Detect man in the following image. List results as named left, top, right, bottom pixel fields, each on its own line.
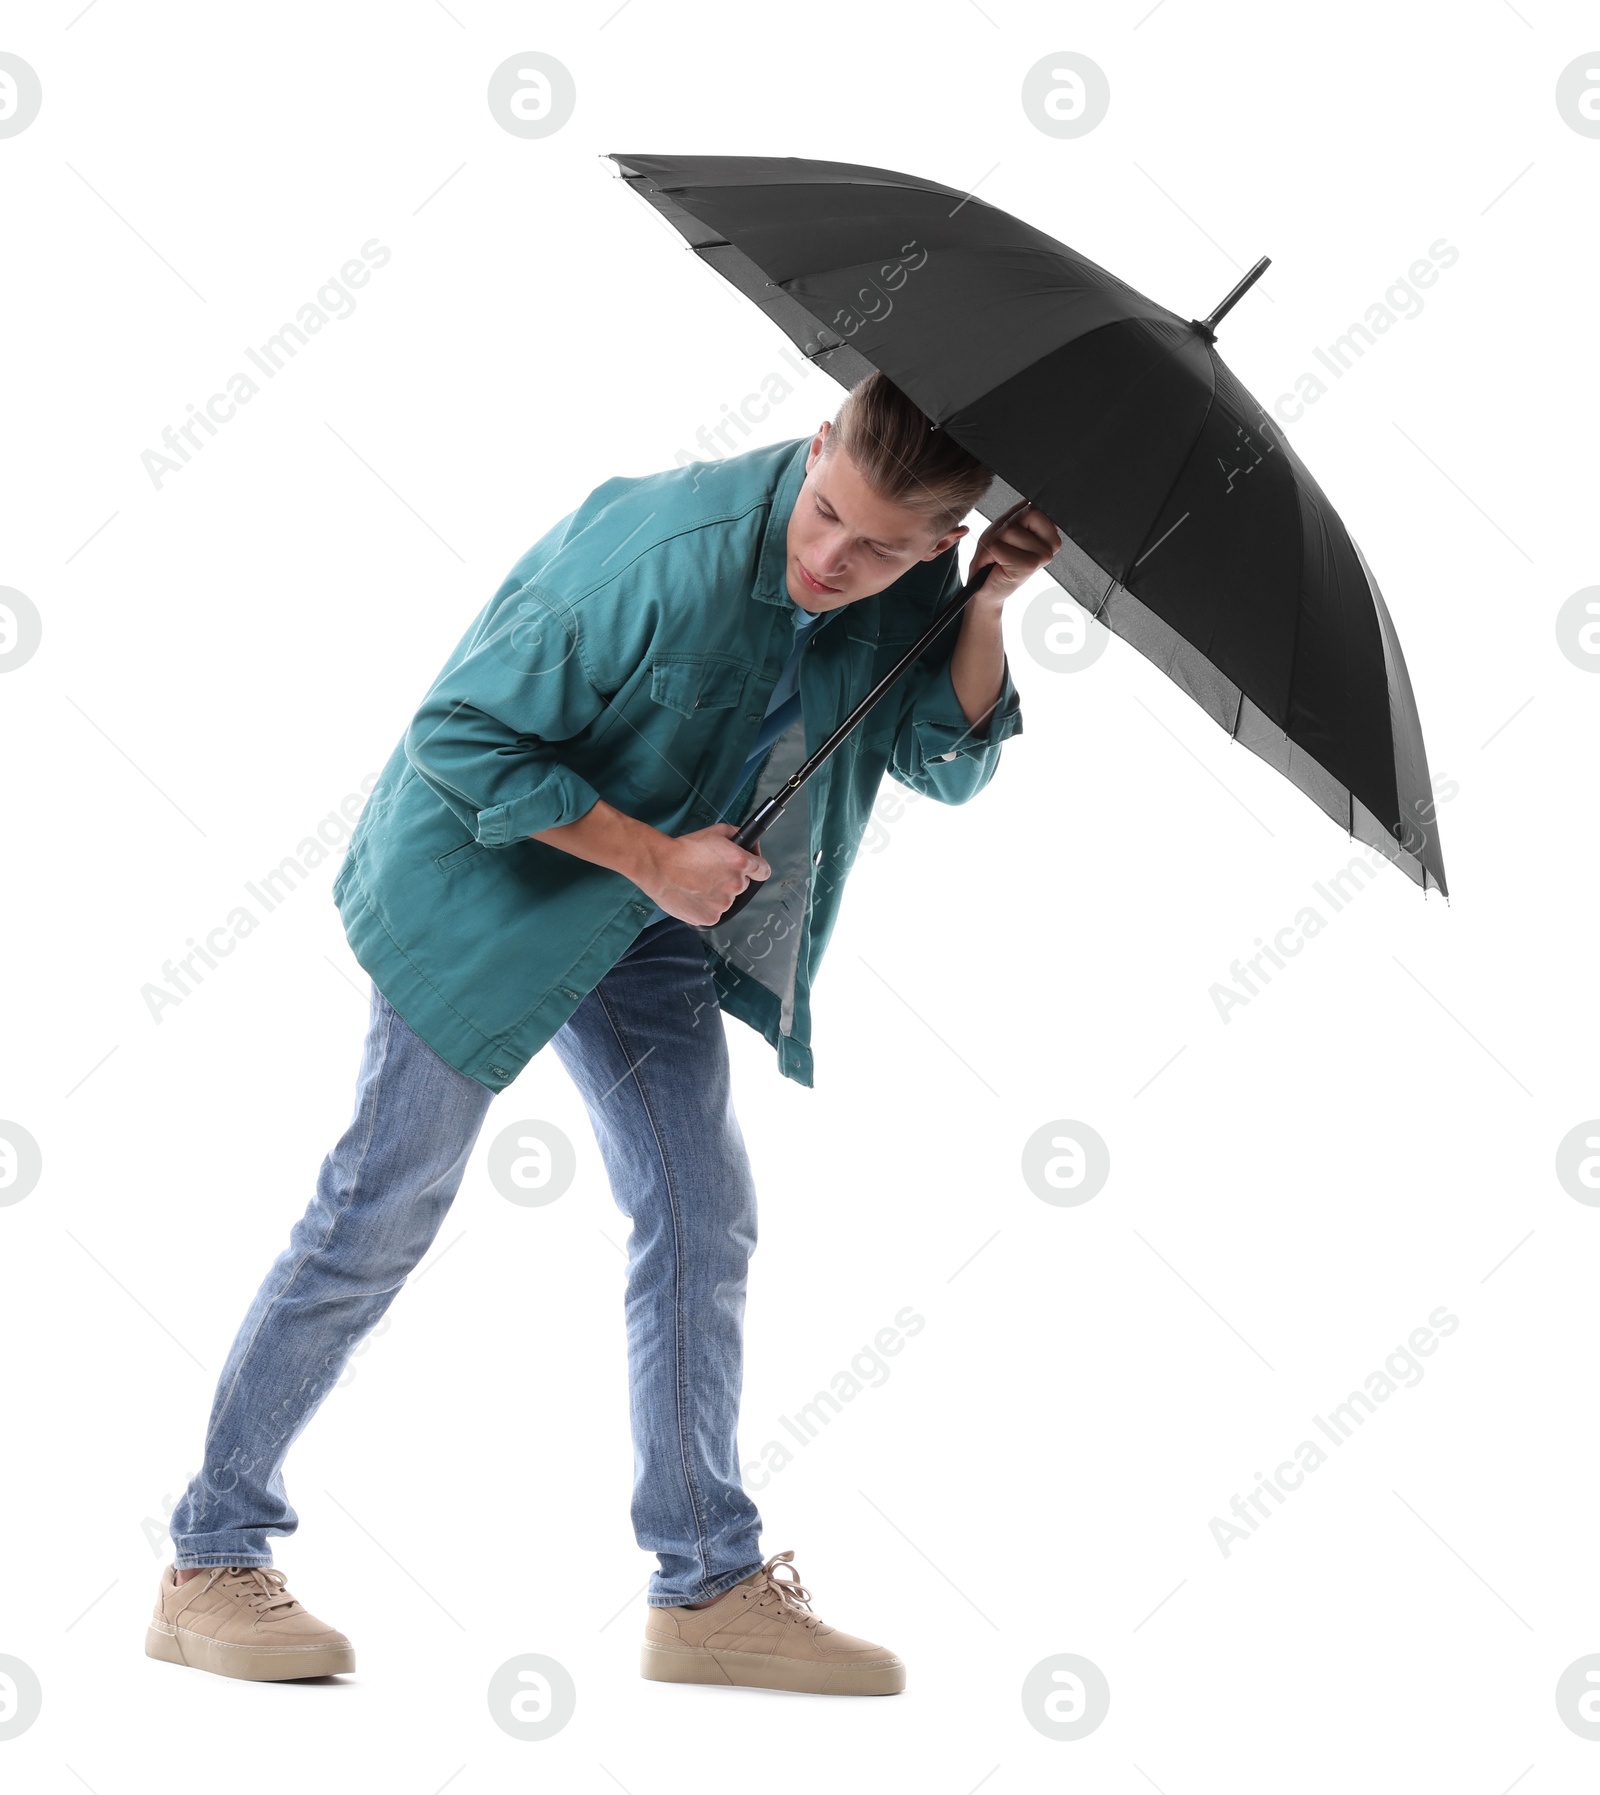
left=149, top=372, right=1061, bottom=1694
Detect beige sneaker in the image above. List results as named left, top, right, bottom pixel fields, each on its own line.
left=641, top=1549, right=905, bottom=1695
left=145, top=1565, right=355, bottom=1681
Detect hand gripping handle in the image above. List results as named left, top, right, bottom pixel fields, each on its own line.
left=707, top=561, right=997, bottom=928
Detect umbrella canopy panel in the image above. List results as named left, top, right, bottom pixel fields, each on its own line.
left=607, top=152, right=1447, bottom=895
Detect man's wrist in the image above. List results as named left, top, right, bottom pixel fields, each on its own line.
left=617, top=810, right=668, bottom=891
left=529, top=798, right=669, bottom=893
left=966, top=584, right=1011, bottom=618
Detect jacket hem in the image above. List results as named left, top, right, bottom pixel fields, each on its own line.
left=708, top=951, right=815, bottom=1087
left=333, top=856, right=585, bottom=1093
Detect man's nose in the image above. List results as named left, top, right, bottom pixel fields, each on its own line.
left=816, top=538, right=851, bottom=579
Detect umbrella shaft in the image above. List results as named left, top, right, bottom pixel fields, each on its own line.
left=731, top=559, right=997, bottom=853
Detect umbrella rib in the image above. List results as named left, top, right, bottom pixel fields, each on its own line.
left=773, top=265, right=1177, bottom=436
left=1277, top=443, right=1312, bottom=774
left=952, top=311, right=1176, bottom=436
left=1120, top=361, right=1219, bottom=587
left=642, top=171, right=974, bottom=204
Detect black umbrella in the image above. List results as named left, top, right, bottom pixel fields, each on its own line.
left=606, top=151, right=1449, bottom=917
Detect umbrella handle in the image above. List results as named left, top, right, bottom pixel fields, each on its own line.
left=706, top=559, right=998, bottom=929
left=713, top=805, right=784, bottom=924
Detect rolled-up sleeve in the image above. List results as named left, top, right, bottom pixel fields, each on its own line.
left=887, top=619, right=1024, bottom=805
left=403, top=584, right=608, bottom=846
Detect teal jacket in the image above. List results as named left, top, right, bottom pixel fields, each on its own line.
left=332, top=435, right=1024, bottom=1091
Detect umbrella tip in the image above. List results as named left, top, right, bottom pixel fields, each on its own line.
left=1194, top=255, right=1271, bottom=341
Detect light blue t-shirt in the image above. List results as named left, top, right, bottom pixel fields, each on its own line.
left=636, top=598, right=833, bottom=931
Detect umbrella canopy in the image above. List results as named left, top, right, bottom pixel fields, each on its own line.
left=605, top=151, right=1448, bottom=898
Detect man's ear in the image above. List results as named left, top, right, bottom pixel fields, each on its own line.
left=921, top=523, right=969, bottom=561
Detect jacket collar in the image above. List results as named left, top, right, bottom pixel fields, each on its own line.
left=751, top=437, right=812, bottom=607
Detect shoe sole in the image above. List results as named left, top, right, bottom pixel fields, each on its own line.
left=145, top=1619, right=354, bottom=1682
left=641, top=1640, right=904, bottom=1696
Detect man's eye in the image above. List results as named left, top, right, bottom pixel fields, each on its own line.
left=869, top=546, right=892, bottom=561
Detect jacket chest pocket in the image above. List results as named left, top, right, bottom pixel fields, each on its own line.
left=650, top=654, right=753, bottom=719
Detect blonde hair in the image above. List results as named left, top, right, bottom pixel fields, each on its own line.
left=823, top=372, right=995, bottom=539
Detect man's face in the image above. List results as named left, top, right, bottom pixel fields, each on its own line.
left=784, top=420, right=968, bottom=614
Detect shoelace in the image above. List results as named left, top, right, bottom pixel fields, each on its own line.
left=202, top=1566, right=301, bottom=1618
left=745, top=1550, right=820, bottom=1629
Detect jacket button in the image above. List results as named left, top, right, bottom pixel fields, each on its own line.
left=561, top=987, right=580, bottom=1000
left=938, top=751, right=958, bottom=761
left=490, top=1066, right=509, bottom=1080
left=813, top=849, right=823, bottom=865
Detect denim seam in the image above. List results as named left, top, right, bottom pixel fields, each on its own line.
left=177, top=994, right=396, bottom=1559
left=171, top=1555, right=273, bottom=1570
left=591, top=979, right=714, bottom=1588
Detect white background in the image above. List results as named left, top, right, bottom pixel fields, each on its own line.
left=1, top=2, right=1595, bottom=1790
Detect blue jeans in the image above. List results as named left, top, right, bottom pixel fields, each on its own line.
left=168, top=917, right=766, bottom=1606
